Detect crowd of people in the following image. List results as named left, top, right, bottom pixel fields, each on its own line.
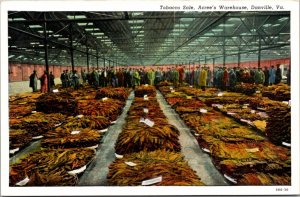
left=29, top=64, right=290, bottom=93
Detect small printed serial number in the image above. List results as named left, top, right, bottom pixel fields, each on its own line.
left=276, top=188, right=288, bottom=191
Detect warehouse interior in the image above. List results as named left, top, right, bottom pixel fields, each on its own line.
left=8, top=11, right=291, bottom=187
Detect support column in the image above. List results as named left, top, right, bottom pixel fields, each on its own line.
left=43, top=14, right=50, bottom=92
left=96, top=48, right=99, bottom=69
left=69, top=23, right=75, bottom=73
left=222, top=17, right=226, bottom=67
left=238, top=48, right=241, bottom=68
left=258, top=36, right=261, bottom=68
left=86, top=36, right=90, bottom=72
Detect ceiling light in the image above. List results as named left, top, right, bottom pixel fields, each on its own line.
left=263, top=24, right=272, bottom=27
left=29, top=25, right=42, bottom=28
left=219, top=24, right=235, bottom=27
left=130, top=26, right=143, bottom=29
left=128, top=20, right=144, bottom=24
left=67, top=15, right=86, bottom=19
left=58, top=38, right=68, bottom=40
left=11, top=18, right=26, bottom=21
left=273, top=24, right=280, bottom=27
left=180, top=18, right=194, bottom=22
left=204, top=33, right=214, bottom=36
left=85, top=28, right=100, bottom=31
left=77, top=22, right=93, bottom=26
left=38, top=30, right=53, bottom=34
left=92, top=32, right=104, bottom=35
left=53, top=34, right=62, bottom=37
left=278, top=17, right=289, bottom=22
left=8, top=55, right=15, bottom=59
left=212, top=29, right=223, bottom=32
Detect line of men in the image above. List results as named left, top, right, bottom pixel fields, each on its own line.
left=59, top=64, right=290, bottom=90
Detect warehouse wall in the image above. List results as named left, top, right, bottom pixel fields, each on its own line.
left=9, top=78, right=61, bottom=95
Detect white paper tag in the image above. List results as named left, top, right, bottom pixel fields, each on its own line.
left=224, top=174, right=237, bottom=184
left=115, top=153, right=123, bottom=159
left=32, top=135, right=43, bottom=139
left=125, top=161, right=137, bottom=167
left=54, top=123, right=62, bottom=127
left=16, top=177, right=30, bottom=186
left=251, top=110, right=256, bottom=114
left=256, top=90, right=261, bottom=93
left=282, top=101, right=289, bottom=105
left=170, top=87, right=173, bottom=90
left=87, top=144, right=99, bottom=149
left=217, top=92, right=224, bottom=97
left=145, top=84, right=149, bottom=87
left=200, top=108, right=207, bottom=113
left=288, top=100, right=291, bottom=106
left=211, top=104, right=218, bottom=107
left=143, top=108, right=149, bottom=113
left=77, top=114, right=84, bottom=118
left=144, top=118, right=154, bottom=127
left=189, top=85, right=193, bottom=88
left=240, top=119, right=253, bottom=126
left=227, top=112, right=236, bottom=115
left=98, top=128, right=108, bottom=133
left=258, top=112, right=268, bottom=118
left=217, top=105, right=223, bottom=109
left=144, top=95, right=148, bottom=98
left=141, top=176, right=162, bottom=186
left=282, top=142, right=291, bottom=147
left=67, top=165, right=86, bottom=175
left=53, top=89, right=59, bottom=93
left=246, top=148, right=259, bottom=153
left=10, top=148, right=20, bottom=154
left=242, top=105, right=248, bottom=109
left=111, top=120, right=117, bottom=124
left=257, top=107, right=265, bottom=111
left=102, top=97, right=108, bottom=101
left=171, top=90, right=175, bottom=93
left=194, top=133, right=200, bottom=136
left=244, top=104, right=250, bottom=106
left=202, top=148, right=210, bottom=153
left=71, top=130, right=81, bottom=135
left=31, top=111, right=37, bottom=114
left=140, top=117, right=145, bottom=123
left=144, top=97, right=149, bottom=101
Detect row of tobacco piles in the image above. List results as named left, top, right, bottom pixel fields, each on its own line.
left=9, top=86, right=130, bottom=186
left=107, top=85, right=205, bottom=186
left=158, top=82, right=291, bottom=185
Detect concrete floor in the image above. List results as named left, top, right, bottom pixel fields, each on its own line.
left=156, top=91, right=228, bottom=186
left=78, top=92, right=135, bottom=186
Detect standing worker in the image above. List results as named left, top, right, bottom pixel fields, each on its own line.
left=49, top=71, right=55, bottom=89
left=275, top=64, right=282, bottom=84
left=132, top=69, right=140, bottom=89
left=29, top=70, right=38, bottom=92
left=199, top=67, right=207, bottom=91
left=263, top=66, right=269, bottom=86
left=40, top=71, right=48, bottom=93
left=269, top=65, right=276, bottom=85
left=254, top=67, right=265, bottom=85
